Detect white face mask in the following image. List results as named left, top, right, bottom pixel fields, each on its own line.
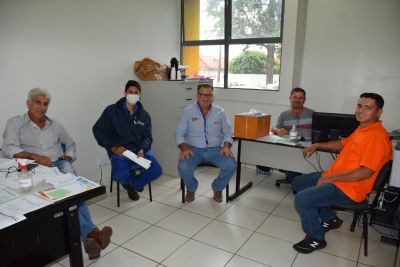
left=126, top=94, right=140, bottom=105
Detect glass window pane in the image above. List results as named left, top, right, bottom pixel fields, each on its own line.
left=182, top=45, right=225, bottom=88
left=232, top=0, right=282, bottom=39
left=183, top=0, right=225, bottom=41
left=228, top=44, right=281, bottom=90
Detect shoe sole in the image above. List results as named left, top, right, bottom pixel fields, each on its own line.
left=84, top=239, right=101, bottom=260
left=212, top=187, right=222, bottom=203
left=99, top=226, right=113, bottom=249
left=293, top=242, right=327, bottom=254
left=322, top=220, right=343, bottom=232
left=185, top=192, right=195, bottom=202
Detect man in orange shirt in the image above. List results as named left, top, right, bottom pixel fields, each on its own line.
left=292, top=93, right=392, bottom=254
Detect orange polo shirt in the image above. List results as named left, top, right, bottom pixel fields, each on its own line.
left=322, top=121, right=392, bottom=203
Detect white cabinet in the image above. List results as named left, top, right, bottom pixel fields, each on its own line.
left=141, top=80, right=210, bottom=177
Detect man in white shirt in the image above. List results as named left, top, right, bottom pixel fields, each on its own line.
left=2, top=88, right=112, bottom=260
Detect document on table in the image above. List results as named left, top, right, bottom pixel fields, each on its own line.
left=39, top=176, right=100, bottom=201
left=122, top=150, right=151, bottom=169
left=0, top=212, right=26, bottom=230
left=0, top=186, right=20, bottom=204
left=0, top=194, right=50, bottom=230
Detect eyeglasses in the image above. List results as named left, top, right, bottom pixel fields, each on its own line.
left=198, top=93, right=213, bottom=98
left=0, top=166, right=19, bottom=178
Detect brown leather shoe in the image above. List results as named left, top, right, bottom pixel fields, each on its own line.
left=84, top=238, right=101, bottom=260
left=87, top=226, right=113, bottom=249
left=185, top=191, right=195, bottom=202
left=212, top=188, right=223, bottom=203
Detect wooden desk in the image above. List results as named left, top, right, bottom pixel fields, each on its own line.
left=1, top=186, right=105, bottom=267
left=228, top=136, right=335, bottom=201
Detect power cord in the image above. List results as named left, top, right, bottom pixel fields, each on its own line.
left=302, top=149, right=321, bottom=172
left=99, top=164, right=103, bottom=185
left=302, top=149, right=323, bottom=172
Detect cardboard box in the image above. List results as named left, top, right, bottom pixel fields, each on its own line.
left=234, top=114, right=271, bottom=139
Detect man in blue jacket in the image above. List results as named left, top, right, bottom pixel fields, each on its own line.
left=93, top=80, right=162, bottom=201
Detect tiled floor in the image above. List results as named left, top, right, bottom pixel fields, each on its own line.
left=49, top=167, right=398, bottom=267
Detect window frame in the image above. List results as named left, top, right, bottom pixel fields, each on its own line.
left=180, top=0, right=285, bottom=90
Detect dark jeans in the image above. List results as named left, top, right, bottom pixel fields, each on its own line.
left=282, top=170, right=302, bottom=182
left=111, top=150, right=162, bottom=191
left=292, top=172, right=357, bottom=240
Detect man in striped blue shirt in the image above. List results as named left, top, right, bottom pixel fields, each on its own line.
left=175, top=84, right=236, bottom=202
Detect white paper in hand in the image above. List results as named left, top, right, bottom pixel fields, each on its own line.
left=122, top=150, right=151, bottom=169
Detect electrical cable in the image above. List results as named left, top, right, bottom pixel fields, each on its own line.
left=302, top=149, right=320, bottom=172
left=99, top=164, right=103, bottom=185
left=315, top=151, right=323, bottom=171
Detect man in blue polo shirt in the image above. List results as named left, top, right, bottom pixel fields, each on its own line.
left=93, top=80, right=162, bottom=201
left=175, top=84, right=237, bottom=202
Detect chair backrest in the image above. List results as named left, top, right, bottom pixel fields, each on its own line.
left=372, top=160, right=393, bottom=192
left=369, top=160, right=393, bottom=209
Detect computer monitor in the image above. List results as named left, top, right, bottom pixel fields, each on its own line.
left=312, top=112, right=359, bottom=143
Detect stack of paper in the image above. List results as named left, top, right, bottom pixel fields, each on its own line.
left=122, top=150, right=152, bottom=169
left=39, top=174, right=100, bottom=201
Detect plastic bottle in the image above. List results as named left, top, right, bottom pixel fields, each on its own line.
left=18, top=163, right=33, bottom=190
left=289, top=124, right=298, bottom=142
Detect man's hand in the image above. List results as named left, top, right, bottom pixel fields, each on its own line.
left=32, top=155, right=52, bottom=167
left=220, top=145, right=234, bottom=158
left=303, top=143, right=318, bottom=158
left=111, top=146, right=126, bottom=156
left=63, top=155, right=73, bottom=162
left=178, top=143, right=193, bottom=160
left=137, top=149, right=144, bottom=158
left=275, top=128, right=288, bottom=136
left=316, top=175, right=332, bottom=186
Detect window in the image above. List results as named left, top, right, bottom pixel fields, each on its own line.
left=181, top=0, right=284, bottom=90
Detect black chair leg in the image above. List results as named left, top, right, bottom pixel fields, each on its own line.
left=148, top=182, right=152, bottom=202
left=350, top=211, right=359, bottom=232
left=181, top=178, right=185, bottom=203
left=363, top=212, right=368, bottom=256
left=110, top=177, right=113, bottom=193
left=117, top=182, right=120, bottom=207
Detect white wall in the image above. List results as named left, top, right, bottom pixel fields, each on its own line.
left=0, top=0, right=179, bottom=179
left=300, top=0, right=400, bottom=131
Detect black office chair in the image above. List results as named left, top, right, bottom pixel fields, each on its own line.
left=332, top=160, right=392, bottom=256
left=110, top=165, right=152, bottom=207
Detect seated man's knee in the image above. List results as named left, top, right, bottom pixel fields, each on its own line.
left=294, top=190, right=313, bottom=208
left=178, top=160, right=195, bottom=174
left=221, top=157, right=237, bottom=172
left=153, top=162, right=163, bottom=178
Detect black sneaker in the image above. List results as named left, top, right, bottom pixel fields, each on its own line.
left=293, top=235, right=327, bottom=254
left=321, top=216, right=343, bottom=232
left=122, top=184, right=139, bottom=201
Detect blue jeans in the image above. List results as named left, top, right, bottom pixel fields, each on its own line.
left=110, top=150, right=162, bottom=191
left=292, top=172, right=357, bottom=240
left=53, top=159, right=96, bottom=242
left=178, top=146, right=237, bottom=192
